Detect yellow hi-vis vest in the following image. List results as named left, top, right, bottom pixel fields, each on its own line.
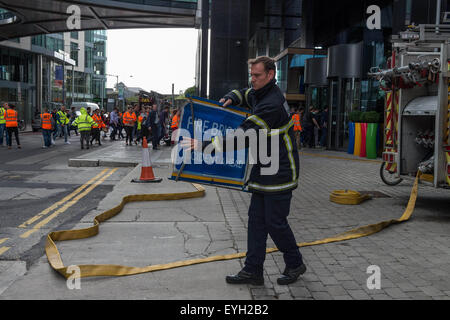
left=73, top=114, right=95, bottom=132
left=0, top=107, right=6, bottom=124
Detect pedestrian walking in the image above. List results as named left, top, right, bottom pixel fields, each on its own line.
left=40, top=107, right=53, bottom=148
left=290, top=106, right=302, bottom=150
left=55, top=106, right=70, bottom=144
left=109, top=108, right=118, bottom=140
left=182, top=56, right=305, bottom=286
left=101, top=110, right=109, bottom=140
left=90, top=109, right=105, bottom=146
left=117, top=110, right=125, bottom=140
left=122, top=106, right=137, bottom=146
left=147, top=104, right=160, bottom=150
left=0, top=102, right=9, bottom=147
left=320, top=107, right=329, bottom=148
left=135, top=111, right=145, bottom=144
left=69, top=107, right=78, bottom=136
left=302, top=106, right=320, bottom=148
left=5, top=104, right=21, bottom=149
left=72, top=107, right=96, bottom=149
left=313, top=108, right=321, bottom=148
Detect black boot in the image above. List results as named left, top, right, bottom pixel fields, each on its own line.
left=225, top=270, right=264, bottom=286
left=277, top=263, right=307, bottom=285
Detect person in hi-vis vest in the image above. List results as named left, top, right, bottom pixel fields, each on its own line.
left=72, top=107, right=96, bottom=150
left=0, top=102, right=9, bottom=146
left=5, top=104, right=21, bottom=149
left=40, top=108, right=53, bottom=148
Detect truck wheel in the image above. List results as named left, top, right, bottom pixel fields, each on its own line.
left=380, top=162, right=403, bottom=186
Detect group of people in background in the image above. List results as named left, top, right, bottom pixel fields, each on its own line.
left=109, top=103, right=180, bottom=150
left=289, top=105, right=329, bottom=150
left=41, top=102, right=180, bottom=150
left=0, top=101, right=181, bottom=151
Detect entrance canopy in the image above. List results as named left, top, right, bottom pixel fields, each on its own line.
left=0, top=0, right=199, bottom=40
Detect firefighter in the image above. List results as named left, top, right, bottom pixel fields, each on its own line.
left=182, top=56, right=305, bottom=286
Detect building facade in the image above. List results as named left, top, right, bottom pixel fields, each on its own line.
left=207, top=0, right=450, bottom=150
left=0, top=30, right=107, bottom=130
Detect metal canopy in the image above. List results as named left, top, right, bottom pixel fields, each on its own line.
left=0, top=0, right=199, bottom=40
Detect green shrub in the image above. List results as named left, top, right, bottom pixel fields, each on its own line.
left=348, top=111, right=362, bottom=123
left=361, top=111, right=381, bottom=123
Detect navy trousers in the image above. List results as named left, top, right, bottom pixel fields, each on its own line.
left=244, top=191, right=303, bottom=276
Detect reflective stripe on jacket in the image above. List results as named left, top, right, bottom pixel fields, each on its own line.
left=40, top=113, right=53, bottom=130
left=5, top=109, right=18, bottom=127
left=220, top=79, right=299, bottom=194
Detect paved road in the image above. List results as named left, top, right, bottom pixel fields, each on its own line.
left=1, top=132, right=450, bottom=300
left=0, top=132, right=132, bottom=276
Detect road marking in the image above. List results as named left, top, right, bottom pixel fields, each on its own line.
left=0, top=247, right=10, bottom=256
left=19, top=169, right=110, bottom=228
left=20, top=168, right=118, bottom=239
left=0, top=238, right=9, bottom=245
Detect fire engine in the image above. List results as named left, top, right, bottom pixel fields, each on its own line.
left=369, top=24, right=450, bottom=188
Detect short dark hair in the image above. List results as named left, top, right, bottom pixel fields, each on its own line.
left=248, top=56, right=276, bottom=76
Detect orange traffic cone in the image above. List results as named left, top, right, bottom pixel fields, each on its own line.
left=131, top=137, right=162, bottom=183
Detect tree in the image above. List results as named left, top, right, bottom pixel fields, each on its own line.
left=184, top=86, right=197, bottom=97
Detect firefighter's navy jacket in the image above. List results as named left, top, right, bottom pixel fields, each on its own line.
left=211, top=79, right=299, bottom=194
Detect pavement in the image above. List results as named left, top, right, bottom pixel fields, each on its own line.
left=1, top=140, right=450, bottom=300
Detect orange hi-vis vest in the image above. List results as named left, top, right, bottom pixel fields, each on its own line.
left=292, top=113, right=302, bottom=132
left=92, top=114, right=105, bottom=129
left=5, top=109, right=18, bottom=127
left=171, top=114, right=179, bottom=129
left=122, top=111, right=136, bottom=126
left=40, top=113, right=53, bottom=130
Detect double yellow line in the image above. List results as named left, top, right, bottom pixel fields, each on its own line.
left=0, top=168, right=117, bottom=256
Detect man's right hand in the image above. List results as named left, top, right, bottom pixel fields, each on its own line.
left=219, top=98, right=232, bottom=107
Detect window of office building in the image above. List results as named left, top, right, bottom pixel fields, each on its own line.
left=94, top=62, right=105, bottom=75
left=85, top=47, right=93, bottom=69
left=46, top=37, right=64, bottom=52
left=85, top=30, right=94, bottom=43
left=0, top=47, right=34, bottom=83
left=94, top=40, right=106, bottom=57
left=70, top=31, right=78, bottom=39
left=70, top=42, right=79, bottom=66
left=276, top=55, right=288, bottom=93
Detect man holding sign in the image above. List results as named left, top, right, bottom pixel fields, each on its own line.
left=182, top=56, right=306, bottom=286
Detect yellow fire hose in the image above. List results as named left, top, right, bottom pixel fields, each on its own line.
left=45, top=173, right=421, bottom=279
left=329, top=190, right=371, bottom=205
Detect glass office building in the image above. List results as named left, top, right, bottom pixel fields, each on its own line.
left=0, top=30, right=107, bottom=129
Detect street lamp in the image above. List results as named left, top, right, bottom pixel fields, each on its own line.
left=105, top=73, right=119, bottom=110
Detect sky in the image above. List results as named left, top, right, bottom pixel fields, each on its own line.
left=106, top=28, right=198, bottom=95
